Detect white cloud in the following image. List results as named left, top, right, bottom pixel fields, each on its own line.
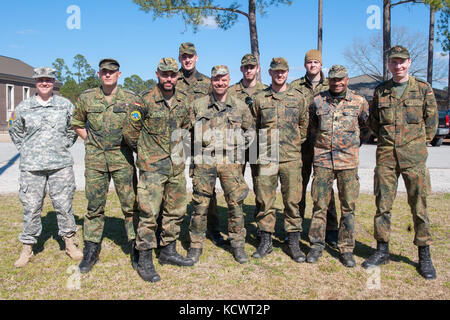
left=202, top=16, right=218, bottom=29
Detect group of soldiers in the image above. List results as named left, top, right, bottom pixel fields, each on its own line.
left=8, top=42, right=438, bottom=283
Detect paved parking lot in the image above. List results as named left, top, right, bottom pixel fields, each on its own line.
left=1, top=134, right=450, bottom=194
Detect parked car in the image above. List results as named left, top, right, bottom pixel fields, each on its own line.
left=431, top=110, right=450, bottom=147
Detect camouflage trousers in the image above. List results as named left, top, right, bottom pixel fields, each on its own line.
left=18, top=166, right=78, bottom=244
left=190, top=163, right=249, bottom=249
left=136, top=158, right=187, bottom=250
left=83, top=166, right=138, bottom=243
left=309, top=166, right=359, bottom=253
left=255, top=160, right=303, bottom=234
left=242, top=161, right=260, bottom=216
left=299, top=139, right=338, bottom=230
left=373, top=164, right=432, bottom=246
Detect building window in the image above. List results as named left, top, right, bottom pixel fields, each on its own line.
left=6, top=84, right=14, bottom=111
left=23, top=87, right=30, bottom=100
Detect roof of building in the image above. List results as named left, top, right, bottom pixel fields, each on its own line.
left=0, top=55, right=34, bottom=79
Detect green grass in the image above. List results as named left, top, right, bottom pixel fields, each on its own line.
left=0, top=191, right=449, bottom=300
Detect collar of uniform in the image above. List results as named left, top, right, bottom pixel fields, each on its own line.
left=324, top=89, right=352, bottom=102
left=303, top=70, right=326, bottom=87
left=208, top=93, right=232, bottom=111
left=267, top=84, right=292, bottom=98
left=154, top=85, right=182, bottom=105
left=30, top=94, right=55, bottom=108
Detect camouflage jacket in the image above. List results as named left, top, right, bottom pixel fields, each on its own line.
left=290, top=71, right=329, bottom=104
left=177, top=69, right=211, bottom=101
left=72, top=86, right=136, bottom=172
left=253, top=85, right=309, bottom=163
left=311, top=90, right=369, bottom=170
left=122, top=86, right=193, bottom=175
left=369, top=76, right=438, bottom=169
left=9, top=94, right=78, bottom=171
left=192, top=93, right=255, bottom=165
left=228, top=80, right=268, bottom=119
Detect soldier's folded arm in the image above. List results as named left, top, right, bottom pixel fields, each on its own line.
left=298, top=95, right=309, bottom=144
left=72, top=97, right=88, bottom=140
left=359, top=98, right=371, bottom=144
left=368, top=89, right=381, bottom=138
left=66, top=102, right=78, bottom=147
left=423, top=85, right=438, bottom=143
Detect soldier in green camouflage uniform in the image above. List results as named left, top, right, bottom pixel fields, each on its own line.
left=306, top=65, right=369, bottom=267
left=252, top=58, right=309, bottom=263
left=9, top=67, right=82, bottom=268
left=72, top=59, right=139, bottom=274
left=123, top=58, right=195, bottom=283
left=362, top=46, right=438, bottom=280
left=187, top=65, right=255, bottom=264
left=290, top=50, right=339, bottom=247
left=229, top=54, right=268, bottom=218
left=176, top=42, right=225, bottom=245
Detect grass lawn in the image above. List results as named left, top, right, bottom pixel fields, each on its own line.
left=0, top=191, right=449, bottom=300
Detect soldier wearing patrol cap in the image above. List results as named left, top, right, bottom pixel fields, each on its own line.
left=229, top=54, right=268, bottom=220
left=72, top=58, right=140, bottom=274
left=363, top=46, right=438, bottom=279
left=252, top=58, right=309, bottom=263
left=187, top=65, right=255, bottom=264
left=177, top=42, right=227, bottom=246
left=123, top=57, right=195, bottom=283
left=9, top=66, right=82, bottom=267
left=307, top=65, right=369, bottom=267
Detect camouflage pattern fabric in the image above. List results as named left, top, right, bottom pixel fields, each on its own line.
left=83, top=166, right=138, bottom=243
left=9, top=94, right=78, bottom=171
left=310, top=89, right=370, bottom=170
left=309, top=166, right=360, bottom=253
left=72, top=86, right=136, bottom=172
left=290, top=73, right=338, bottom=229
left=135, top=158, right=187, bottom=250
left=18, top=166, right=78, bottom=244
left=177, top=69, right=211, bottom=100
left=369, top=76, right=437, bottom=247
left=190, top=164, right=248, bottom=249
left=254, top=160, right=303, bottom=233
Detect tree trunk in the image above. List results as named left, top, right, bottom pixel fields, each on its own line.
left=427, top=7, right=435, bottom=85
left=318, top=0, right=323, bottom=52
left=248, top=0, right=261, bottom=80
left=383, top=0, right=391, bottom=81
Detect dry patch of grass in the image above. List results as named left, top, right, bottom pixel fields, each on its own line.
left=0, top=191, right=448, bottom=300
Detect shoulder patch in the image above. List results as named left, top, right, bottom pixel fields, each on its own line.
left=130, top=110, right=142, bottom=122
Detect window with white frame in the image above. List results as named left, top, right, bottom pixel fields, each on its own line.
left=23, top=86, right=30, bottom=100
left=6, top=85, right=14, bottom=111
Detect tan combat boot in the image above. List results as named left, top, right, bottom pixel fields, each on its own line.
left=14, top=244, right=34, bottom=268
left=64, top=235, right=83, bottom=261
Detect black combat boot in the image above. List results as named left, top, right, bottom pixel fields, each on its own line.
left=186, top=247, right=203, bottom=264
left=252, top=231, right=273, bottom=259
left=130, top=240, right=139, bottom=271
left=418, top=246, right=437, bottom=280
left=362, top=241, right=390, bottom=269
left=159, top=241, right=194, bottom=266
left=287, top=232, right=306, bottom=263
left=207, top=230, right=230, bottom=246
left=325, top=230, right=339, bottom=249
left=79, top=241, right=101, bottom=274
left=137, top=249, right=161, bottom=283
left=340, top=252, right=356, bottom=268
left=232, top=246, right=248, bottom=264
left=306, top=246, right=323, bottom=263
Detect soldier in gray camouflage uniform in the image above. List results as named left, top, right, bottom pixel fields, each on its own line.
left=9, top=67, right=82, bottom=268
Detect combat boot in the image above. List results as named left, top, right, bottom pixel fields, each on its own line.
left=362, top=241, right=390, bottom=269
left=207, top=230, right=230, bottom=246
left=287, top=232, right=306, bottom=263
left=14, top=244, right=34, bottom=268
left=418, top=246, right=436, bottom=280
left=232, top=246, right=248, bottom=264
left=159, top=241, right=194, bottom=266
left=79, top=241, right=101, bottom=274
left=63, top=235, right=83, bottom=261
left=137, top=249, right=161, bottom=283
left=325, top=230, right=339, bottom=249
left=306, top=246, right=323, bottom=263
left=186, top=247, right=203, bottom=264
left=252, top=231, right=273, bottom=259
left=130, top=240, right=139, bottom=271
left=340, top=252, right=356, bottom=268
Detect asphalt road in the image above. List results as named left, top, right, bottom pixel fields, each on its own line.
left=1, top=139, right=450, bottom=194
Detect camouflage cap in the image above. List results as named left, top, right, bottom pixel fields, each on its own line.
left=270, top=57, right=289, bottom=71
left=328, top=65, right=348, bottom=78
left=157, top=57, right=179, bottom=72
left=179, top=42, right=197, bottom=55
left=241, top=53, right=258, bottom=66
left=211, top=65, right=229, bottom=77
left=33, top=66, right=57, bottom=79
left=99, top=58, right=120, bottom=71
left=388, top=45, right=410, bottom=59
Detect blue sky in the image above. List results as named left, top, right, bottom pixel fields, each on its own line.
left=1, top=0, right=448, bottom=88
